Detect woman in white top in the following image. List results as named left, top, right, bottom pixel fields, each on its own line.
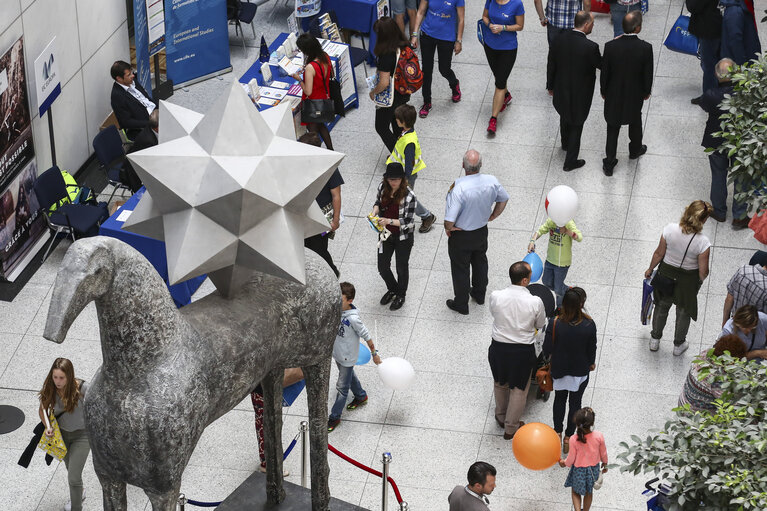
left=644, top=200, right=712, bottom=355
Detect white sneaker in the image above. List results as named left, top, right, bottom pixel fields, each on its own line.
left=62, top=489, right=85, bottom=511
left=649, top=338, right=660, bottom=351
left=673, top=341, right=689, bottom=356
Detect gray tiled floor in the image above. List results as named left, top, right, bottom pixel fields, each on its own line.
left=2, top=2, right=766, bottom=511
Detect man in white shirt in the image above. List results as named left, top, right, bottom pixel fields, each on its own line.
left=110, top=60, right=157, bottom=140
left=488, top=261, right=546, bottom=439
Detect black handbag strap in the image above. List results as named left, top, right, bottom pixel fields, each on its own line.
left=677, top=233, right=697, bottom=269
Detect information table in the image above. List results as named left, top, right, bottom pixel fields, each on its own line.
left=98, top=188, right=206, bottom=308
left=301, top=0, right=382, bottom=65
left=239, top=32, right=358, bottom=129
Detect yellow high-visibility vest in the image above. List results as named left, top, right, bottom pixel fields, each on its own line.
left=386, top=131, right=426, bottom=175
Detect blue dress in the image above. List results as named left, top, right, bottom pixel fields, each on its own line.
left=564, top=464, right=600, bottom=495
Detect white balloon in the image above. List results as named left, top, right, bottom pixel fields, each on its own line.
left=377, top=357, right=415, bottom=391
left=546, top=185, right=578, bottom=227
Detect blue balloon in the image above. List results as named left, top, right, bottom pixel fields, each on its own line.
left=523, top=252, right=543, bottom=283
left=356, top=342, right=372, bottom=365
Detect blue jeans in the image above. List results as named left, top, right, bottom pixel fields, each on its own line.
left=709, top=151, right=748, bottom=219
left=407, top=171, right=431, bottom=219
left=329, top=362, right=366, bottom=421
left=699, top=37, right=721, bottom=94
left=610, top=3, right=642, bottom=38
left=542, top=260, right=569, bottom=307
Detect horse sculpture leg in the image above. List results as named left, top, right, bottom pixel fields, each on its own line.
left=145, top=485, right=181, bottom=511
left=302, top=360, right=332, bottom=511
left=261, top=368, right=286, bottom=505
left=96, top=472, right=127, bottom=511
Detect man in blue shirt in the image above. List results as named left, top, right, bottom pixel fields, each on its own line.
left=444, top=149, right=509, bottom=315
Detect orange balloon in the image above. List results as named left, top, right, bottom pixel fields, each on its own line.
left=512, top=422, right=561, bottom=470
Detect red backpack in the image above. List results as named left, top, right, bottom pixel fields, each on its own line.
left=394, top=46, right=423, bottom=95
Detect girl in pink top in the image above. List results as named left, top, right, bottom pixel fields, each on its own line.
left=557, top=407, right=608, bottom=511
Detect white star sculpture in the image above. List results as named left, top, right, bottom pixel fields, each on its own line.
left=123, top=82, right=345, bottom=296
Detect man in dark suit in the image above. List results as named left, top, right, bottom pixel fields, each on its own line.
left=110, top=60, right=156, bottom=141
left=129, top=109, right=159, bottom=154
left=600, top=11, right=653, bottom=176
left=546, top=11, right=601, bottom=172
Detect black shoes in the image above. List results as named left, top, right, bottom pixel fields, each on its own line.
left=390, top=295, right=405, bottom=311
left=732, top=217, right=751, bottom=230
left=710, top=212, right=726, bottom=223
left=470, top=287, right=485, bottom=305
left=563, top=159, right=585, bottom=172
left=602, top=158, right=617, bottom=176
left=629, top=145, right=647, bottom=159
left=691, top=95, right=703, bottom=105
left=380, top=291, right=396, bottom=305
left=446, top=299, right=469, bottom=315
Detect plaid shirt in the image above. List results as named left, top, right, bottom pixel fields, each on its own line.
left=727, top=264, right=767, bottom=313
left=375, top=183, right=417, bottom=240
left=546, top=0, right=582, bottom=29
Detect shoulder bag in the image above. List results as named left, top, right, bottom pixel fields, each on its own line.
left=664, top=3, right=699, bottom=56
left=535, top=319, right=556, bottom=392
left=37, top=412, right=67, bottom=461
left=301, top=60, right=336, bottom=124
left=650, top=233, right=696, bottom=296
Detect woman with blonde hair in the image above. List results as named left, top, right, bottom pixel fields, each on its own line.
left=38, top=358, right=90, bottom=511
left=645, top=200, right=712, bottom=355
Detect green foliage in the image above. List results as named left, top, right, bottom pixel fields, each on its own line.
left=615, top=353, right=767, bottom=510
left=714, top=52, right=767, bottom=214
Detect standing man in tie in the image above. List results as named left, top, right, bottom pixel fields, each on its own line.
left=110, top=60, right=157, bottom=141
left=444, top=149, right=509, bottom=315
left=600, top=11, right=653, bottom=176
left=546, top=11, right=601, bottom=172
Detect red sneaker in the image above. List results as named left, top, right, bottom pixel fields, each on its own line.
left=451, top=81, right=461, bottom=103
left=500, top=91, right=512, bottom=112
left=487, top=117, right=497, bottom=135
left=419, top=103, right=432, bottom=118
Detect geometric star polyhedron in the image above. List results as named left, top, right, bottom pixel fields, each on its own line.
left=123, top=82, right=345, bottom=296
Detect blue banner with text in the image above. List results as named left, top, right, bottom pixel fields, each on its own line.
left=163, top=0, right=231, bottom=86
left=133, top=0, right=153, bottom=98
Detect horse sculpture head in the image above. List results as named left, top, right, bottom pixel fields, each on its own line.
left=44, top=236, right=117, bottom=343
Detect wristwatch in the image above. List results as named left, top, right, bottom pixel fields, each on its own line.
left=456, top=39, right=462, bottom=43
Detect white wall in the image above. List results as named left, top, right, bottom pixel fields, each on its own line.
left=0, top=0, right=129, bottom=174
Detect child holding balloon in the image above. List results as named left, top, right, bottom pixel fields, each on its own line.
left=328, top=282, right=382, bottom=432
left=558, top=407, right=608, bottom=511
left=528, top=216, right=583, bottom=307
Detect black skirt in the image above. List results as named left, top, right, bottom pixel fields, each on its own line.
left=488, top=340, right=537, bottom=391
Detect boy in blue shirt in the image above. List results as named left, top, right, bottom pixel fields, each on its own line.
left=328, top=282, right=381, bottom=432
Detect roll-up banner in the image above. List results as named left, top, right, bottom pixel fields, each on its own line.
left=0, top=37, right=48, bottom=280
left=133, top=0, right=154, bottom=98
left=164, top=0, right=232, bottom=88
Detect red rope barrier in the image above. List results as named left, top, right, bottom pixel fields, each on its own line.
left=327, top=443, right=404, bottom=504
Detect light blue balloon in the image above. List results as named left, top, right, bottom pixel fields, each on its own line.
left=356, top=342, right=372, bottom=365
left=523, top=252, right=544, bottom=282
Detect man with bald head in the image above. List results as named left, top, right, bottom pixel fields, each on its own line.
left=600, top=11, right=653, bottom=176
left=546, top=11, right=601, bottom=172
left=700, top=58, right=750, bottom=228
left=444, top=150, right=509, bottom=315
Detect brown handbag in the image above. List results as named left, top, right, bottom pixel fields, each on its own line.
left=535, top=319, right=556, bottom=392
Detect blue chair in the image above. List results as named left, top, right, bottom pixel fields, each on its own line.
left=33, top=166, right=109, bottom=261
left=93, top=125, right=132, bottom=204
left=228, top=0, right=261, bottom=52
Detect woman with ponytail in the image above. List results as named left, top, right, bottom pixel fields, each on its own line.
left=558, top=407, right=607, bottom=511
left=644, top=200, right=712, bottom=356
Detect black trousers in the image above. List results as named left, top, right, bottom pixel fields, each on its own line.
left=605, top=120, right=643, bottom=162
left=560, top=118, right=584, bottom=168
left=482, top=46, right=517, bottom=90
left=375, top=92, right=409, bottom=153
left=305, top=234, right=339, bottom=277
left=552, top=376, right=589, bottom=436
left=377, top=234, right=414, bottom=296
left=420, top=32, right=458, bottom=103
left=448, top=226, right=488, bottom=308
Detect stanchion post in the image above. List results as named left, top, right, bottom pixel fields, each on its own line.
left=300, top=420, right=309, bottom=488
left=399, top=502, right=408, bottom=511
left=381, top=452, right=392, bottom=511
left=177, top=493, right=186, bottom=511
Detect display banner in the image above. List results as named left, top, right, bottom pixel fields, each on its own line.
left=147, top=0, right=167, bottom=56
left=133, top=0, right=154, bottom=98
left=163, top=0, right=231, bottom=87
left=0, top=38, right=47, bottom=278
left=33, top=38, right=61, bottom=117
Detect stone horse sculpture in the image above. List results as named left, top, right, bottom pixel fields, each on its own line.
left=43, top=236, right=341, bottom=510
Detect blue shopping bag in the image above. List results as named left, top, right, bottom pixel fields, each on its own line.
left=641, top=0, right=648, bottom=13
left=477, top=19, right=486, bottom=45
left=282, top=380, right=305, bottom=407
left=664, top=7, right=698, bottom=56
left=641, top=276, right=654, bottom=325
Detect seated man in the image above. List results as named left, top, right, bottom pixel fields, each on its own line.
left=110, top=60, right=156, bottom=140
left=122, top=109, right=160, bottom=193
